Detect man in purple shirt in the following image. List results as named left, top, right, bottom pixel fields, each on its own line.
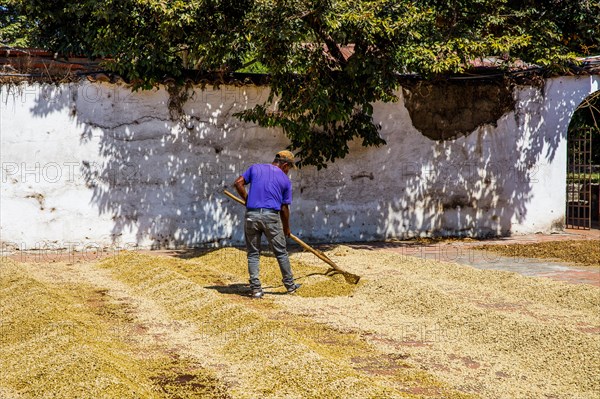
left=233, top=150, right=301, bottom=298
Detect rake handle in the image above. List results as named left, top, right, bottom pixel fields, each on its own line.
left=223, top=189, right=360, bottom=284
left=288, top=233, right=339, bottom=270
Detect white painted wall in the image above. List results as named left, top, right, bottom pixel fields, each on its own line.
left=1, top=76, right=598, bottom=249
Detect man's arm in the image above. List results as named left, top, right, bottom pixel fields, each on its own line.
left=280, top=204, right=291, bottom=237
left=233, top=176, right=248, bottom=202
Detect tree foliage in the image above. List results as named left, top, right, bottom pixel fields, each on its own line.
left=571, top=91, right=600, bottom=164
left=6, top=0, right=600, bottom=167
left=0, top=1, right=36, bottom=47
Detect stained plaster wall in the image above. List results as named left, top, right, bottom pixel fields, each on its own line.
left=0, top=75, right=598, bottom=249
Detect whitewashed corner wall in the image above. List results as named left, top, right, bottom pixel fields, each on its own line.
left=1, top=75, right=598, bottom=249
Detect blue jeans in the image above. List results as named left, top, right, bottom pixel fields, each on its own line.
left=245, top=209, right=295, bottom=291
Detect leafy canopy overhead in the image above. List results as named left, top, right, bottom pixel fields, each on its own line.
left=5, top=0, right=600, bottom=167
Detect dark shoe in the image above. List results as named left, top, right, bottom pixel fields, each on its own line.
left=250, top=289, right=264, bottom=299
left=286, top=283, right=301, bottom=294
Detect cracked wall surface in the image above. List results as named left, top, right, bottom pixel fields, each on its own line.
left=0, top=76, right=598, bottom=248
left=402, top=81, right=516, bottom=140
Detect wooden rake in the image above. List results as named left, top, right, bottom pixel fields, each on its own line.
left=223, top=190, right=361, bottom=284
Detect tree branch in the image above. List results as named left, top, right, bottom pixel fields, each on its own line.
left=301, top=13, right=348, bottom=68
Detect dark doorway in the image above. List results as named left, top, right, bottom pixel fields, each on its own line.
left=566, top=91, right=600, bottom=229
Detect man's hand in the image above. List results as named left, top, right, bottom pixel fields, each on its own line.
left=233, top=176, right=248, bottom=202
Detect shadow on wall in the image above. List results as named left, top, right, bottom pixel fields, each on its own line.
left=291, top=78, right=594, bottom=242
left=27, top=82, right=279, bottom=248
left=23, top=76, right=597, bottom=246
left=385, top=81, right=552, bottom=238
left=396, top=79, right=596, bottom=238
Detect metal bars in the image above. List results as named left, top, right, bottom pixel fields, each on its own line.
left=566, top=128, right=593, bottom=229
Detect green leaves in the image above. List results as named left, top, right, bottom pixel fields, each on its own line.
left=0, top=1, right=34, bottom=47
left=10, top=0, right=600, bottom=167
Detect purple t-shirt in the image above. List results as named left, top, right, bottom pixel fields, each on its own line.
left=242, top=164, right=292, bottom=211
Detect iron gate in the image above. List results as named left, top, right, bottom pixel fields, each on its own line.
left=566, top=128, right=593, bottom=229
